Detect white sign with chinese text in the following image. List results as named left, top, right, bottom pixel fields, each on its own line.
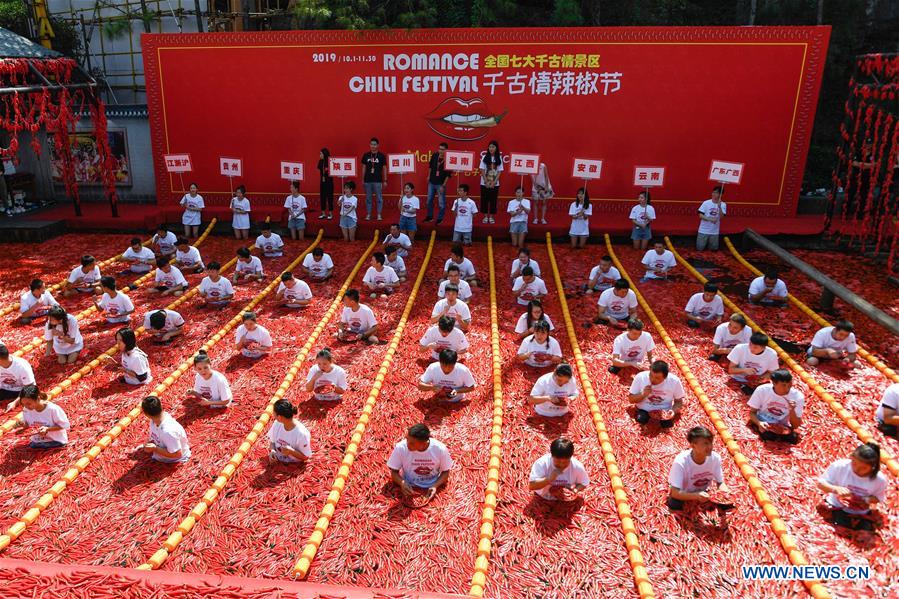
left=572, top=158, right=603, bottom=180
left=219, top=157, right=243, bottom=177
left=633, top=166, right=666, bottom=187
left=509, top=153, right=541, bottom=176
left=709, top=160, right=744, bottom=184
left=328, top=157, right=357, bottom=177
left=280, top=161, right=304, bottom=180
left=444, top=151, right=475, bottom=172
left=387, top=153, right=416, bottom=174
left=164, top=153, right=192, bottom=173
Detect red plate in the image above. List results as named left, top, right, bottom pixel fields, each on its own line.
left=315, top=383, right=335, bottom=396
left=706, top=489, right=735, bottom=510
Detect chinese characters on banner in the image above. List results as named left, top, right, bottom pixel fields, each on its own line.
left=572, top=158, right=603, bottom=180
left=633, top=166, right=666, bottom=187
left=509, top=153, right=541, bottom=175
left=480, top=71, right=622, bottom=96
left=709, top=160, right=744, bottom=184
left=220, top=157, right=243, bottom=177
left=280, top=161, right=305, bottom=180
left=387, top=153, right=416, bottom=174
left=444, top=151, right=476, bottom=172
left=163, top=153, right=192, bottom=173
left=328, top=157, right=357, bottom=177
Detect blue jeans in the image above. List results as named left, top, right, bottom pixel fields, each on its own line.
left=364, top=182, right=383, bottom=215
left=427, top=182, right=446, bottom=221
left=30, top=439, right=65, bottom=449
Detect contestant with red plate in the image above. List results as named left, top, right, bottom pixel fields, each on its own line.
left=667, top=426, right=733, bottom=511
left=418, top=348, right=477, bottom=402
left=387, top=423, right=453, bottom=503
left=305, top=348, right=347, bottom=401
left=529, top=437, right=589, bottom=502
left=817, top=443, right=887, bottom=530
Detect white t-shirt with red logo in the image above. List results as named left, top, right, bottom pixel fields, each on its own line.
left=122, top=246, right=156, bottom=273
left=236, top=256, right=264, bottom=276
left=20, top=289, right=58, bottom=316
left=511, top=258, right=541, bottom=278
left=685, top=293, right=724, bottom=320
left=875, top=383, right=899, bottom=424
left=235, top=324, right=273, bottom=358
left=284, top=194, right=308, bottom=220
left=727, top=343, right=779, bottom=376
left=598, top=288, right=638, bottom=320
left=121, top=348, right=152, bottom=386
left=387, top=438, right=453, bottom=488
left=438, top=279, right=472, bottom=301
left=23, top=402, right=70, bottom=445
left=44, top=314, right=84, bottom=355
left=255, top=233, right=285, bottom=257
left=175, top=246, right=204, bottom=269
left=363, top=265, right=400, bottom=287
left=514, top=313, right=555, bottom=335
left=810, top=326, right=858, bottom=353
left=153, top=231, right=178, bottom=255
left=419, top=325, right=469, bottom=360
left=420, top=362, right=477, bottom=401
left=452, top=198, right=478, bottom=232
left=68, top=265, right=101, bottom=289
left=748, top=276, right=788, bottom=300
left=277, top=280, right=312, bottom=306
left=341, top=304, right=378, bottom=333
left=306, top=364, right=348, bottom=401
left=588, top=265, right=621, bottom=290
left=303, top=253, right=334, bottom=278
left=431, top=298, right=471, bottom=325
left=612, top=331, right=655, bottom=364
left=383, top=233, right=412, bottom=256
left=529, top=453, right=590, bottom=501
left=99, top=292, right=134, bottom=323
left=444, top=257, right=476, bottom=279
left=747, top=383, right=804, bottom=426
left=697, top=199, right=726, bottom=235
left=530, top=372, right=578, bottom=417
left=517, top=335, right=562, bottom=367
left=641, top=249, right=676, bottom=275
left=629, top=370, right=685, bottom=412
left=193, top=370, right=232, bottom=407
left=400, top=195, right=420, bottom=219
left=143, top=309, right=184, bottom=333
left=154, top=266, right=188, bottom=289
left=713, top=322, right=752, bottom=349
left=822, top=458, right=888, bottom=514
left=199, top=276, right=234, bottom=301
left=149, top=412, right=191, bottom=463
left=0, top=356, right=35, bottom=391
left=268, top=420, right=312, bottom=462
left=668, top=449, right=724, bottom=493
left=512, top=276, right=548, bottom=306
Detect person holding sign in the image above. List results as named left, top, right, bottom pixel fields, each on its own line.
left=425, top=142, right=451, bottom=224
left=696, top=186, right=726, bottom=251
left=507, top=186, right=531, bottom=248
left=339, top=181, right=359, bottom=242
left=629, top=191, right=656, bottom=250
left=479, top=140, right=502, bottom=224
left=362, top=137, right=387, bottom=221
left=179, top=183, right=204, bottom=238
left=305, top=348, right=347, bottom=401
left=568, top=188, right=592, bottom=249
left=817, top=443, right=887, bottom=530
left=231, top=185, right=252, bottom=240
left=529, top=438, right=589, bottom=502
left=387, top=423, right=453, bottom=500
left=398, top=183, right=420, bottom=240
left=317, top=148, right=334, bottom=220
left=451, top=184, right=478, bottom=246
left=531, top=163, right=553, bottom=225
left=284, top=180, right=307, bottom=241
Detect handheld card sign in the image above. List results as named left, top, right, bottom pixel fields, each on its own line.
left=634, top=166, right=665, bottom=187
left=388, top=153, right=416, bottom=174
left=219, top=157, right=243, bottom=177
left=164, top=153, right=192, bottom=173
left=572, top=158, right=603, bottom=180
left=709, top=160, right=744, bottom=184
left=509, top=153, right=541, bottom=176
left=328, top=157, right=357, bottom=177
left=280, top=161, right=304, bottom=180
left=444, top=150, right=475, bottom=172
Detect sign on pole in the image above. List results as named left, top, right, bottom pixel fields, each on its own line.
left=444, top=151, right=476, bottom=172
left=328, top=157, right=357, bottom=178
left=280, top=161, right=304, bottom=180
left=633, top=166, right=666, bottom=187
left=509, top=153, right=541, bottom=175
left=709, top=160, right=744, bottom=184
left=219, top=157, right=243, bottom=177
left=572, top=158, right=603, bottom=180
left=387, top=153, right=416, bottom=174
left=164, top=153, right=192, bottom=173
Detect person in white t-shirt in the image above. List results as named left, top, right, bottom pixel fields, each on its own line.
left=141, top=395, right=190, bottom=463
left=121, top=238, right=156, bottom=275
left=439, top=266, right=472, bottom=301
left=233, top=247, right=264, bottom=284
left=151, top=256, right=188, bottom=297
left=609, top=318, right=654, bottom=374
left=696, top=187, right=726, bottom=251
left=387, top=423, right=453, bottom=498
left=94, top=276, right=134, bottom=324
left=418, top=349, right=477, bottom=402
left=514, top=299, right=555, bottom=341
left=102, top=327, right=151, bottom=386
left=384, top=246, right=407, bottom=282
left=629, top=191, right=656, bottom=250
left=397, top=182, right=420, bottom=241
left=284, top=180, right=307, bottom=241
left=528, top=363, right=578, bottom=417
left=338, top=289, right=379, bottom=343
left=430, top=285, right=471, bottom=332
left=63, top=255, right=101, bottom=297
left=173, top=237, right=204, bottom=274
left=748, top=270, right=788, bottom=307
left=747, top=369, right=803, bottom=442
left=684, top=282, right=724, bottom=328
left=0, top=343, right=35, bottom=402
left=198, top=262, right=234, bottom=307
left=235, top=312, right=272, bottom=359
left=384, top=224, right=412, bottom=258
left=807, top=321, right=858, bottom=368
left=44, top=306, right=83, bottom=364
left=628, top=360, right=685, bottom=428
left=507, top=186, right=532, bottom=248
left=363, top=252, right=400, bottom=298
left=516, top=321, right=563, bottom=368
left=710, top=314, right=752, bottom=362
left=585, top=256, right=620, bottom=294
left=276, top=271, right=312, bottom=308
left=303, top=247, right=334, bottom=281
left=727, top=332, right=779, bottom=394
left=529, top=437, right=590, bottom=502
left=144, top=308, right=184, bottom=343
left=817, top=443, right=887, bottom=530
left=444, top=245, right=478, bottom=286
left=338, top=180, right=359, bottom=242
left=179, top=183, right=204, bottom=238
left=667, top=426, right=731, bottom=511
left=230, top=185, right=252, bottom=240
left=153, top=225, right=178, bottom=257
left=305, top=348, right=348, bottom=401
left=185, top=350, right=233, bottom=408
left=595, top=279, right=638, bottom=328
left=875, top=383, right=899, bottom=438
left=451, top=184, right=478, bottom=246
left=255, top=224, right=284, bottom=258
left=568, top=188, right=592, bottom=249
left=13, top=384, right=70, bottom=449
left=510, top=247, right=540, bottom=280
left=531, top=162, right=553, bottom=225
left=512, top=267, right=548, bottom=306
left=640, top=241, right=676, bottom=282
left=19, top=278, right=58, bottom=324
left=420, top=316, right=469, bottom=361
left=269, top=399, right=311, bottom=462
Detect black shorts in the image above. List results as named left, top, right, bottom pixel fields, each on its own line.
left=0, top=388, right=21, bottom=401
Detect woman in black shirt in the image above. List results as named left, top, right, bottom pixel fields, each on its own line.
left=480, top=140, right=502, bottom=224
left=317, top=148, right=334, bottom=220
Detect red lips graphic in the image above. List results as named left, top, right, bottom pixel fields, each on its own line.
left=425, top=97, right=507, bottom=141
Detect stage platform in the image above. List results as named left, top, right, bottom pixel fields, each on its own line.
left=3, top=201, right=826, bottom=240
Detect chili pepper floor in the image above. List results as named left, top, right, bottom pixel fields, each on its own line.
left=0, top=233, right=897, bottom=598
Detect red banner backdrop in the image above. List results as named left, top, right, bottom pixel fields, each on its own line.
left=142, top=26, right=830, bottom=218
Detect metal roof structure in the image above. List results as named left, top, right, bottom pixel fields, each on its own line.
left=0, top=26, right=62, bottom=59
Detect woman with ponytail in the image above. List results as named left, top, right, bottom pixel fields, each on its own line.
left=43, top=306, right=83, bottom=364
left=14, top=384, right=70, bottom=449
left=268, top=399, right=311, bottom=462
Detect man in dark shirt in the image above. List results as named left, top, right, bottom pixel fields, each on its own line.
left=425, top=142, right=450, bottom=224
left=362, top=137, right=388, bottom=221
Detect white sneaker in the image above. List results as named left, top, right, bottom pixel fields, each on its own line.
left=482, top=216, right=489, bottom=223
left=489, top=216, right=495, bottom=224
left=532, top=218, right=538, bottom=224
left=541, top=218, right=547, bottom=224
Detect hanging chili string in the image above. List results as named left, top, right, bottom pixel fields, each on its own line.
left=874, top=122, right=899, bottom=257
left=853, top=108, right=884, bottom=250
left=836, top=101, right=867, bottom=244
